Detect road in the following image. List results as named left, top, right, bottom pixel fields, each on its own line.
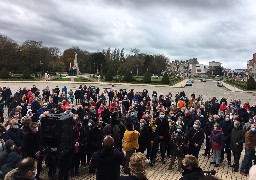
left=1, top=79, right=255, bottom=104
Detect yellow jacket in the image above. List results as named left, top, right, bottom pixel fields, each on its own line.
left=123, top=130, right=140, bottom=152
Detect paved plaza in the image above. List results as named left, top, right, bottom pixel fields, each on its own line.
left=1, top=79, right=253, bottom=180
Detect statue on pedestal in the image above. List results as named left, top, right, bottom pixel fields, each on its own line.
left=68, top=52, right=80, bottom=76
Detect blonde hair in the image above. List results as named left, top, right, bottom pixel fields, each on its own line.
left=130, top=153, right=148, bottom=180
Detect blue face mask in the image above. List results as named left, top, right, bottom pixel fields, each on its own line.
left=146, top=114, right=150, bottom=118
left=12, top=125, right=19, bottom=129
left=251, top=128, right=256, bottom=132
left=234, top=124, right=238, bottom=128
left=131, top=113, right=135, bottom=117
left=193, top=124, right=199, bottom=129
left=159, top=115, right=165, bottom=119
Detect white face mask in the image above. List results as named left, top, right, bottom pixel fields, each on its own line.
left=10, top=145, right=15, bottom=150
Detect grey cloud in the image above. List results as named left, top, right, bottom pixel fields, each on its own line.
left=0, top=0, right=255, bottom=69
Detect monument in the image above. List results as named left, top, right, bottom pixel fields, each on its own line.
left=68, top=52, right=80, bottom=76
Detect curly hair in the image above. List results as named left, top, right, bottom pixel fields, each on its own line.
left=130, top=152, right=148, bottom=180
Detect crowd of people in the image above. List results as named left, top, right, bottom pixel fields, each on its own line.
left=0, top=84, right=256, bottom=180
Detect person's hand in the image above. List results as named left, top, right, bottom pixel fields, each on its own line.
left=159, top=136, right=164, bottom=139
left=75, top=142, right=79, bottom=147
left=151, top=141, right=154, bottom=146
left=236, top=143, right=239, bottom=146
left=194, top=143, right=199, bottom=147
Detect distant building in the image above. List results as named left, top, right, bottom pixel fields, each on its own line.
left=209, top=61, right=222, bottom=67
left=208, top=61, right=222, bottom=76
left=196, top=64, right=209, bottom=74
left=247, top=53, right=256, bottom=80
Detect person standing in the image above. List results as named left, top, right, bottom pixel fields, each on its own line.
left=168, top=125, right=187, bottom=171
left=186, top=120, right=205, bottom=158
left=240, top=123, right=256, bottom=176
left=153, top=111, right=169, bottom=164
left=90, top=136, right=125, bottom=180
left=219, top=114, right=233, bottom=165
left=123, top=123, right=140, bottom=174
left=203, top=115, right=215, bottom=156
left=230, top=120, right=244, bottom=172
left=210, top=123, right=224, bottom=167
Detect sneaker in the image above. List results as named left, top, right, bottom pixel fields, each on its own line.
left=150, top=162, right=154, bottom=167
left=210, top=162, right=216, bottom=164
left=214, top=164, right=220, bottom=167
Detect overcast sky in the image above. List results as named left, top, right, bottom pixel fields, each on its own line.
left=1, top=0, right=255, bottom=69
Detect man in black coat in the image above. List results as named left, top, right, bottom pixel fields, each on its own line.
left=219, top=114, right=233, bottom=165
left=90, top=136, right=125, bottom=180
left=23, top=122, right=43, bottom=179
left=186, top=120, right=205, bottom=158
left=152, top=111, right=169, bottom=163
left=87, top=121, right=103, bottom=169
left=203, top=115, right=215, bottom=156
left=230, top=120, right=244, bottom=172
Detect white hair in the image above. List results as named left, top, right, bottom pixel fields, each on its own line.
left=249, top=165, right=256, bottom=180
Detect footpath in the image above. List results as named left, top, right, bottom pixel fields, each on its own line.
left=172, top=79, right=188, bottom=88
left=222, top=82, right=243, bottom=92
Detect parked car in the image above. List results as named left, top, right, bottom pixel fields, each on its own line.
left=200, top=78, right=206, bottom=82
left=217, top=81, right=223, bottom=87
left=186, top=80, right=193, bottom=86
left=189, top=79, right=194, bottom=83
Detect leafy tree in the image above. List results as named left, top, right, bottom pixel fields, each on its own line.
left=123, top=71, right=133, bottom=82
left=247, top=76, right=256, bottom=90
left=0, top=34, right=18, bottom=72
left=22, top=69, right=32, bottom=79
left=0, top=68, right=10, bottom=79
left=105, top=70, right=114, bottom=81
left=161, top=72, right=170, bottom=84
left=143, top=72, right=151, bottom=83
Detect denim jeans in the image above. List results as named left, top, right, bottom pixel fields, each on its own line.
left=212, top=150, right=221, bottom=164
left=240, top=148, right=255, bottom=172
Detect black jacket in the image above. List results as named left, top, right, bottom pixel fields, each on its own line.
left=230, top=127, right=244, bottom=152
left=186, top=127, right=205, bottom=147
left=155, top=118, right=169, bottom=139
left=90, top=149, right=125, bottom=180
left=23, top=131, right=40, bottom=158
left=219, top=120, right=233, bottom=141
left=180, top=167, right=204, bottom=180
